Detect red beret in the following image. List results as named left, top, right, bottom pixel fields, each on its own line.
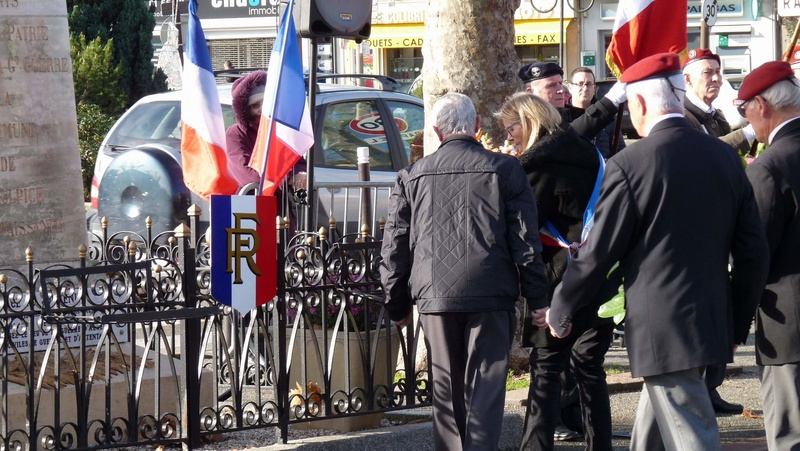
left=682, top=48, right=721, bottom=69
left=620, top=53, right=682, bottom=84
left=735, top=61, right=795, bottom=104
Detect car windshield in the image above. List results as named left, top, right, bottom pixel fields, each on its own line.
left=106, top=100, right=236, bottom=148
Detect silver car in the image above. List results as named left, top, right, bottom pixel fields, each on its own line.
left=88, top=75, right=424, bottom=236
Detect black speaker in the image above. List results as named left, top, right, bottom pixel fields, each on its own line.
left=296, top=0, right=372, bottom=41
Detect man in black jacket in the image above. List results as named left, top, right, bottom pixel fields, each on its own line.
left=547, top=53, right=769, bottom=450
left=740, top=60, right=800, bottom=450
left=381, top=92, right=549, bottom=450
left=519, top=61, right=626, bottom=141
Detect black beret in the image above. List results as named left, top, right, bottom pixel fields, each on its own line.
left=518, top=62, right=564, bottom=83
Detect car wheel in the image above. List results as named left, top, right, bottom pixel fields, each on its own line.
left=98, top=146, right=193, bottom=236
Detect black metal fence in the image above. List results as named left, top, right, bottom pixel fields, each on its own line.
left=0, top=194, right=431, bottom=450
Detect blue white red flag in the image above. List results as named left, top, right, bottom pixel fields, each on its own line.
left=210, top=195, right=277, bottom=313
left=606, top=0, right=688, bottom=78
left=180, top=0, right=238, bottom=199
left=248, top=0, right=314, bottom=195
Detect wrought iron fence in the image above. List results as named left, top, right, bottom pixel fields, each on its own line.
left=0, top=185, right=431, bottom=450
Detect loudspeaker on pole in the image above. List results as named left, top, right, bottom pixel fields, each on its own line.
left=296, top=0, right=372, bottom=41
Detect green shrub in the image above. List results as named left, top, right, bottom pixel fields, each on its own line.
left=76, top=101, right=116, bottom=200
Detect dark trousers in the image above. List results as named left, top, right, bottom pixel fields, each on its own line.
left=520, top=322, right=614, bottom=451
left=419, top=310, right=516, bottom=451
left=705, top=362, right=726, bottom=394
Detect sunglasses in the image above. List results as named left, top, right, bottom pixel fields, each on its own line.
left=735, top=96, right=757, bottom=118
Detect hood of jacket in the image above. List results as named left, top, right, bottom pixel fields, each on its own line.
left=231, top=70, right=267, bottom=128
left=517, top=127, right=598, bottom=172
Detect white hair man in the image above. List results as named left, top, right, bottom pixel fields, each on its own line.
left=380, top=93, right=549, bottom=450
left=546, top=53, right=769, bottom=450
left=682, top=48, right=754, bottom=157
left=739, top=60, right=800, bottom=450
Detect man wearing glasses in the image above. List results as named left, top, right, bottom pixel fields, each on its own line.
left=739, top=61, right=800, bottom=450
left=518, top=61, right=626, bottom=141
left=567, top=67, right=626, bottom=159
left=682, top=48, right=752, bottom=156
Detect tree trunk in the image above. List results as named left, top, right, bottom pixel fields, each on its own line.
left=422, top=0, right=521, bottom=154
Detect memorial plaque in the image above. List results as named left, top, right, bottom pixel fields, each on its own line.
left=0, top=0, right=87, bottom=266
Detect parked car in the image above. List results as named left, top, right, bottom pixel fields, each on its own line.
left=595, top=80, right=639, bottom=139
left=88, top=74, right=423, bottom=236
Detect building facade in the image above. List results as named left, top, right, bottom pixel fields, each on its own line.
left=580, top=0, right=780, bottom=80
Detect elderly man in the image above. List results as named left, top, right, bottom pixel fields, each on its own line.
left=381, top=92, right=549, bottom=450
left=739, top=61, right=800, bottom=450
left=682, top=48, right=753, bottom=157
left=519, top=62, right=625, bottom=140
left=547, top=53, right=769, bottom=450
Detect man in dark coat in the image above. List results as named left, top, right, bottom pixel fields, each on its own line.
left=681, top=47, right=747, bottom=415
left=567, top=66, right=626, bottom=159
left=682, top=48, right=753, bottom=157
left=740, top=60, right=800, bottom=450
left=380, top=92, right=549, bottom=450
left=519, top=62, right=626, bottom=141
left=547, top=53, right=769, bottom=450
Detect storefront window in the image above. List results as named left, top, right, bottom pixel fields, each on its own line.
left=386, top=48, right=423, bottom=92
left=516, top=45, right=560, bottom=66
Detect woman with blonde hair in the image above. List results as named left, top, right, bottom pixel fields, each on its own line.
left=497, top=92, right=615, bottom=451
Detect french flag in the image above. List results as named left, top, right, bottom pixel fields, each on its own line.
left=210, top=195, right=277, bottom=313
left=248, top=0, right=314, bottom=196
left=180, top=0, right=238, bottom=199
left=605, top=0, right=687, bottom=78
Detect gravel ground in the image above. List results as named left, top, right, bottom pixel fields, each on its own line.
left=121, top=331, right=768, bottom=450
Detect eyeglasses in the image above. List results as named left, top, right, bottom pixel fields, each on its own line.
left=569, top=81, right=596, bottom=88
left=504, top=121, right=521, bottom=135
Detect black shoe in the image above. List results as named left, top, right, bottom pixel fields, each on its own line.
left=711, top=397, right=743, bottom=414
left=554, top=425, right=581, bottom=441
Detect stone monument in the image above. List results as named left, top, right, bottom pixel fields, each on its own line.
left=0, top=0, right=87, bottom=266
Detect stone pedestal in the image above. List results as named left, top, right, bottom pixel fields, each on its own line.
left=0, top=0, right=87, bottom=266
left=287, top=327, right=401, bottom=432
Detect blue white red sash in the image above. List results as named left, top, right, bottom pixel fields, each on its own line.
left=538, top=145, right=605, bottom=256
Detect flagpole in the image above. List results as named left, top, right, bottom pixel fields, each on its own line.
left=258, top=0, right=296, bottom=195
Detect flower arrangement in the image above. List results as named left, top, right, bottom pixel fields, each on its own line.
left=479, top=132, right=519, bottom=157
left=287, top=295, right=385, bottom=332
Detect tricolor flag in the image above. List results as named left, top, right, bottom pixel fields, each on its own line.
left=248, top=0, right=314, bottom=196
left=210, top=195, right=277, bottom=313
left=606, top=0, right=688, bottom=78
left=180, top=0, right=239, bottom=199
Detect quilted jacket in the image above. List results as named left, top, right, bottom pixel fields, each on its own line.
left=380, top=134, right=549, bottom=321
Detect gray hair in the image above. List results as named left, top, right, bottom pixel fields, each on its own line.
left=626, top=73, right=685, bottom=114
left=432, top=92, right=477, bottom=136
left=759, top=79, right=800, bottom=111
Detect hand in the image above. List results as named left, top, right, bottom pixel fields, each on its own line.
left=741, top=124, right=756, bottom=143
left=606, top=81, right=628, bottom=106
left=394, top=313, right=412, bottom=327
left=292, top=172, right=308, bottom=190
left=733, top=344, right=739, bottom=353
left=531, top=307, right=548, bottom=330
left=545, top=308, right=572, bottom=338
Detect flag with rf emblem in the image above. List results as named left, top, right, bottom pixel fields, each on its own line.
left=210, top=195, right=277, bottom=313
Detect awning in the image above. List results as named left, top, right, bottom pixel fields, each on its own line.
left=364, top=20, right=570, bottom=49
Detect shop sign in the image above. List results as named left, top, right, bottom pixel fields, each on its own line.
left=371, top=0, right=571, bottom=24
left=364, top=37, right=424, bottom=48
left=687, top=0, right=743, bottom=17
left=198, top=0, right=280, bottom=20
left=719, top=34, right=751, bottom=47
left=778, top=0, right=800, bottom=17
left=514, top=33, right=560, bottom=45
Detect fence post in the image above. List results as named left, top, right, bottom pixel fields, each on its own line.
left=176, top=223, right=201, bottom=449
